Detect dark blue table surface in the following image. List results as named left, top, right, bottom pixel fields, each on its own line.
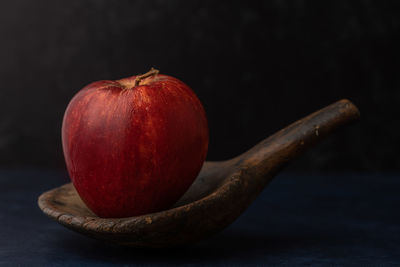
left=0, top=170, right=399, bottom=266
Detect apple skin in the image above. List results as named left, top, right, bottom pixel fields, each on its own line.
left=62, top=72, right=208, bottom=218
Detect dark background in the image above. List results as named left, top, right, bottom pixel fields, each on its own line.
left=1, top=0, right=399, bottom=171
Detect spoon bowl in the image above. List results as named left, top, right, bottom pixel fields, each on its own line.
left=38, top=99, right=360, bottom=247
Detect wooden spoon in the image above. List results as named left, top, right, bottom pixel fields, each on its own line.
left=38, top=99, right=360, bottom=247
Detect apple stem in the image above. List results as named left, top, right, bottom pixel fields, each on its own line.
left=133, top=68, right=160, bottom=87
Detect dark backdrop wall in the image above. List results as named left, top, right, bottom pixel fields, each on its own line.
left=1, top=1, right=399, bottom=171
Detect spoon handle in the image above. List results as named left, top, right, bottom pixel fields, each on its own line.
left=240, top=99, right=360, bottom=179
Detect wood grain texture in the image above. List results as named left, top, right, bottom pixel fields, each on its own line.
left=38, top=99, right=360, bottom=247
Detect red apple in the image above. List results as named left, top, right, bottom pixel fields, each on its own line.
left=62, top=68, right=208, bottom=218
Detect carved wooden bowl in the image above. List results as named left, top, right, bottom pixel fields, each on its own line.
left=38, top=99, right=359, bottom=247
